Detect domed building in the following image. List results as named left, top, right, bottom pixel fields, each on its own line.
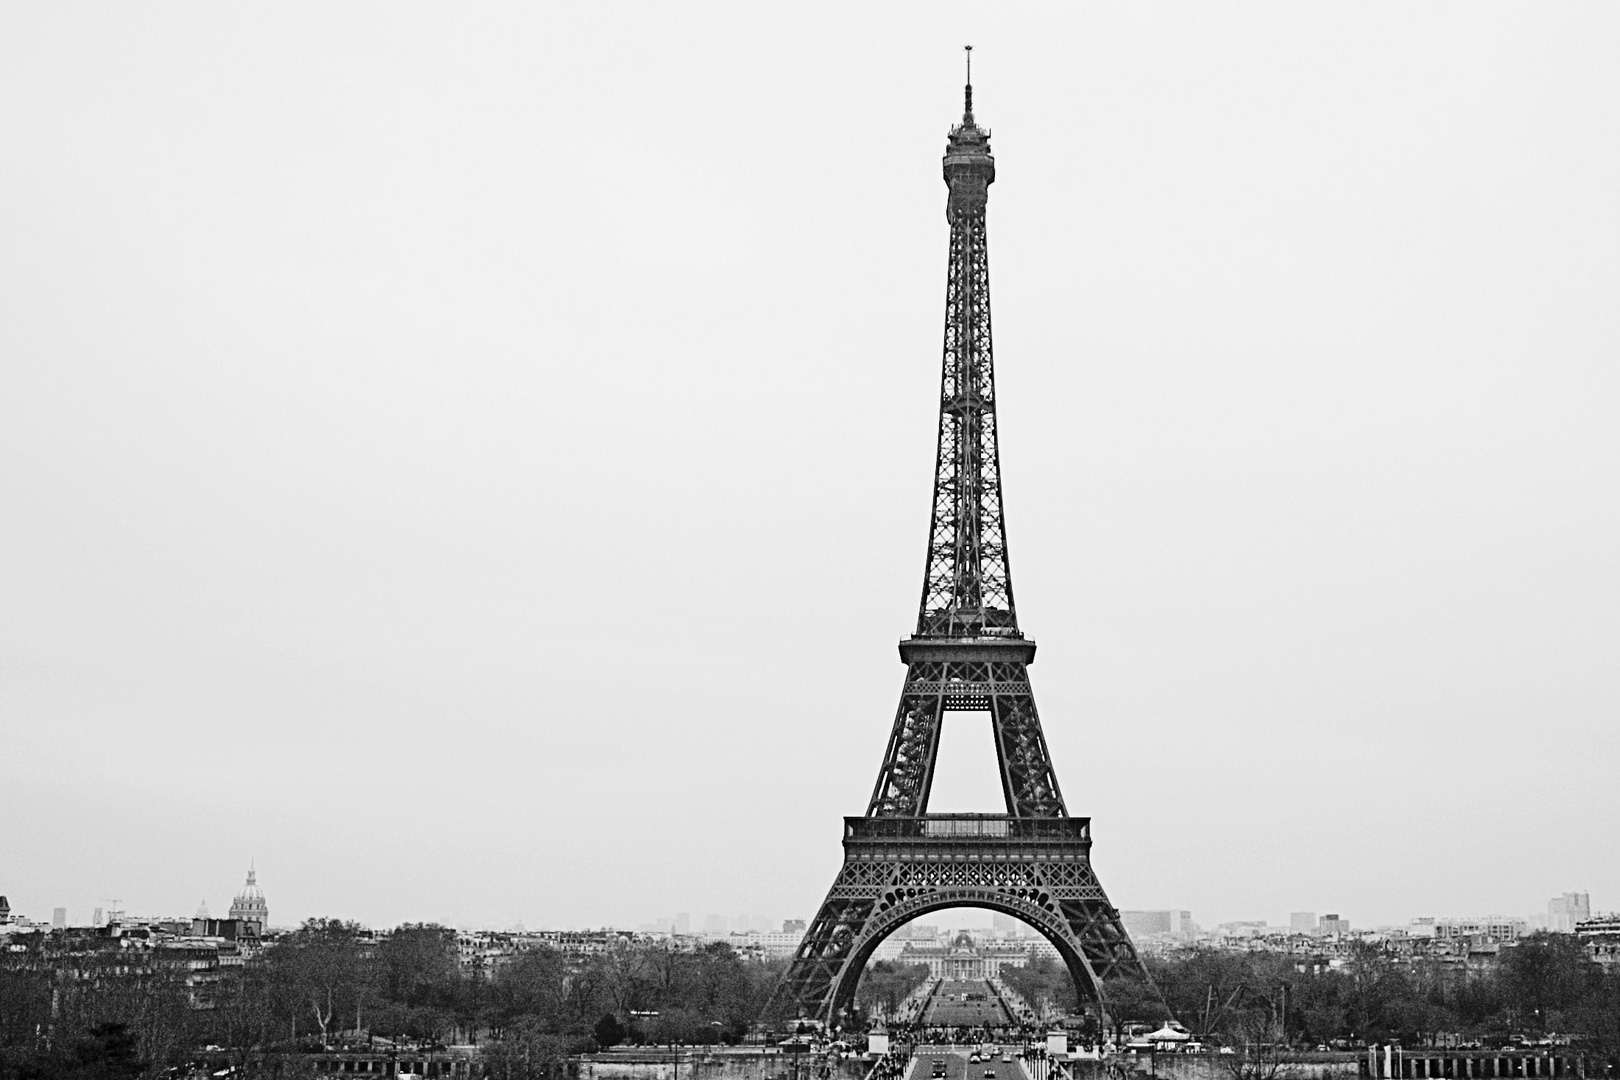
left=227, top=868, right=268, bottom=936
left=898, top=928, right=1034, bottom=980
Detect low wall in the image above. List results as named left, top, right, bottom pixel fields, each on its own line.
left=579, top=1049, right=871, bottom=1080
left=1066, top=1053, right=1360, bottom=1080
left=1063, top=1052, right=1613, bottom=1080
left=1363, top=1049, right=1606, bottom=1080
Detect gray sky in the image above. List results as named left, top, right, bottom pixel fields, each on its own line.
left=2, top=3, right=1616, bottom=934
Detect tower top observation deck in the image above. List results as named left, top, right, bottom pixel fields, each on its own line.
left=945, top=48, right=995, bottom=222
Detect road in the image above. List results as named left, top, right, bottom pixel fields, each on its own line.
left=920, top=979, right=1014, bottom=1027
left=907, top=1047, right=1024, bottom=1080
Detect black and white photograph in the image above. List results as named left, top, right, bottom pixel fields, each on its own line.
left=1, top=4, right=1617, bottom=1077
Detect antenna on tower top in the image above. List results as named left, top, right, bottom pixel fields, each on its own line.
left=963, top=44, right=975, bottom=124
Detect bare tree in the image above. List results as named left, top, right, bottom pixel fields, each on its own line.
left=271, top=919, right=365, bottom=1048
left=1222, top=1014, right=1297, bottom=1080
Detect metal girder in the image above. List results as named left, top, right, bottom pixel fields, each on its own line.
left=919, top=154, right=1013, bottom=640
left=866, top=660, right=1065, bottom=818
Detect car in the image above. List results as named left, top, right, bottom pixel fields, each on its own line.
left=968, top=1054, right=981, bottom=1064
left=984, top=1070, right=997, bottom=1078
left=1001, top=1056, right=1013, bottom=1064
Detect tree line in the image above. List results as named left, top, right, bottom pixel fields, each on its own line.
left=0, top=920, right=788, bottom=1079
left=1000, top=935, right=1620, bottom=1052
left=6, top=921, right=1616, bottom=1079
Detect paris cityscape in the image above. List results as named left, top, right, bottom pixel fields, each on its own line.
left=2, top=872, right=1618, bottom=1077
left=3, top=4, right=1618, bottom=1080
left=1, top=871, right=1612, bottom=968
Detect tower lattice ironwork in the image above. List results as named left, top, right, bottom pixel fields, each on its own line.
left=774, top=63, right=1156, bottom=1027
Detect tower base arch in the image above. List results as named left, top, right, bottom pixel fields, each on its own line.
left=774, top=815, right=1155, bottom=1027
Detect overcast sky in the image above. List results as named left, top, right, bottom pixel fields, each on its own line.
left=3, top=3, right=1617, bottom=935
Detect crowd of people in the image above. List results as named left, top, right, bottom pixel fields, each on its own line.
left=866, top=1045, right=916, bottom=1080
left=876, top=1020, right=1054, bottom=1049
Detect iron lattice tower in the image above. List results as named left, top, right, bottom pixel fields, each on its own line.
left=775, top=66, right=1155, bottom=1026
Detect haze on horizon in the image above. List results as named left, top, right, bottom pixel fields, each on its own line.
left=2, top=3, right=1616, bottom=935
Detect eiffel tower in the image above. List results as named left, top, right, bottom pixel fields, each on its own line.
left=775, top=58, right=1154, bottom=1026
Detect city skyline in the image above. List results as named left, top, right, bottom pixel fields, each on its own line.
left=3, top=4, right=1617, bottom=937
left=4, top=872, right=1604, bottom=942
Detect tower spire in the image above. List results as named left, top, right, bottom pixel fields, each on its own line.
left=964, top=44, right=974, bottom=125
left=930, top=55, right=1005, bottom=636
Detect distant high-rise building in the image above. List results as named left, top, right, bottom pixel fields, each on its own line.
left=52, top=908, right=67, bottom=930
left=1290, top=912, right=1317, bottom=934
left=1428, top=916, right=1526, bottom=942
left=92, top=907, right=104, bottom=927
left=674, top=912, right=691, bottom=934
left=783, top=918, right=806, bottom=934
left=228, top=868, right=269, bottom=935
left=1549, top=893, right=1591, bottom=933
left=0, top=896, right=9, bottom=924
left=1121, top=911, right=1171, bottom=937
left=703, top=914, right=727, bottom=935
left=1121, top=910, right=1196, bottom=940
left=1318, top=913, right=1350, bottom=936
